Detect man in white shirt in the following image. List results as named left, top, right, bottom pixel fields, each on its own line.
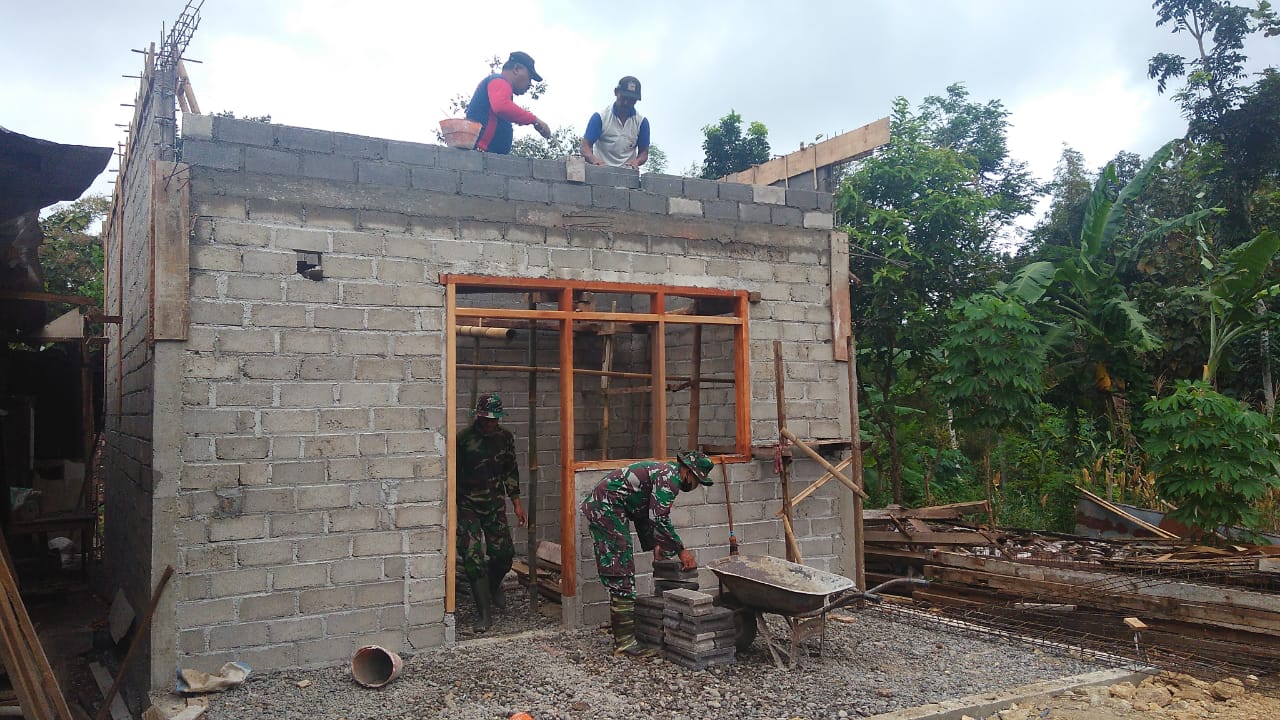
left=581, top=76, right=651, bottom=169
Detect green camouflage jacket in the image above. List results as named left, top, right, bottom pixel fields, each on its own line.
left=456, top=422, right=520, bottom=502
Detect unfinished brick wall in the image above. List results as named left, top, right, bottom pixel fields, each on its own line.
left=105, top=109, right=854, bottom=682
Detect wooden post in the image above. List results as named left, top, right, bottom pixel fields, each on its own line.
left=558, top=287, right=576, bottom=597
left=445, top=284, right=457, bottom=612
left=688, top=324, right=702, bottom=450
left=847, top=335, right=866, bottom=591
left=525, top=298, right=539, bottom=611
left=773, top=341, right=800, bottom=563
left=651, top=292, right=667, bottom=459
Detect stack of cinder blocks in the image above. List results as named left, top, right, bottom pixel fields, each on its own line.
left=635, top=594, right=665, bottom=650
left=661, top=588, right=737, bottom=669
left=653, top=558, right=700, bottom=594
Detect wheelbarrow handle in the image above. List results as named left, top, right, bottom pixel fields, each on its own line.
left=862, top=577, right=929, bottom=604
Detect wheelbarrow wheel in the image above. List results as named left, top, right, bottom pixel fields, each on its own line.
left=716, top=592, right=758, bottom=652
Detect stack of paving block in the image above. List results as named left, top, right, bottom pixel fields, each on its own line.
left=661, top=588, right=737, bottom=669
left=652, top=557, right=700, bottom=594
left=634, top=594, right=666, bottom=650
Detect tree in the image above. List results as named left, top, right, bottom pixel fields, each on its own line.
left=934, top=292, right=1046, bottom=524
left=511, top=126, right=582, bottom=160
left=698, top=110, right=769, bottom=179
left=838, top=88, right=1039, bottom=502
left=1147, top=0, right=1271, bottom=139
left=39, top=195, right=110, bottom=306
left=1141, top=380, right=1280, bottom=537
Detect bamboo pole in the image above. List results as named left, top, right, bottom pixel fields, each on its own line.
left=688, top=325, right=702, bottom=450
left=847, top=335, right=866, bottom=591
left=456, top=325, right=515, bottom=339
left=773, top=341, right=800, bottom=563
left=775, top=456, right=854, bottom=513
left=525, top=297, right=539, bottom=611
left=779, top=429, right=868, bottom=500
left=469, top=335, right=480, bottom=416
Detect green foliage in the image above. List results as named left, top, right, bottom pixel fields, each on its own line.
left=645, top=145, right=669, bottom=174
left=698, top=110, right=770, bottom=179
left=510, top=126, right=582, bottom=160
left=1140, top=380, right=1280, bottom=535
left=1148, top=0, right=1259, bottom=136
left=38, top=195, right=110, bottom=306
left=935, top=293, right=1046, bottom=436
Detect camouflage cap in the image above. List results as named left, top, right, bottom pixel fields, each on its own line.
left=473, top=393, right=506, bottom=419
left=676, top=450, right=714, bottom=486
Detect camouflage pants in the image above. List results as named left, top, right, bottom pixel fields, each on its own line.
left=457, top=497, right=514, bottom=581
left=580, top=498, right=636, bottom=600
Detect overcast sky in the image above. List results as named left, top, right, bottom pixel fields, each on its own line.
left=5, top=0, right=1279, bottom=222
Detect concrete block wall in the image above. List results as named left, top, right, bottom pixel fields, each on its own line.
left=148, top=113, right=849, bottom=676
left=102, top=65, right=179, bottom=693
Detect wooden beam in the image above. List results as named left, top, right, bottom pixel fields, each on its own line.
left=846, top=334, right=866, bottom=591
left=776, top=456, right=854, bottom=515
left=687, top=324, right=702, bottom=449
left=651, top=291, right=667, bottom=459
left=863, top=501, right=992, bottom=521
left=774, top=341, right=798, bottom=563
left=558, top=287, right=576, bottom=597
left=445, top=284, right=457, bottom=613
left=0, top=290, right=99, bottom=306
left=734, top=293, right=752, bottom=457
left=720, top=117, right=890, bottom=186
left=455, top=306, right=742, bottom=326
left=443, top=273, right=744, bottom=298
left=864, top=530, right=997, bottom=545
left=779, top=428, right=868, bottom=499
left=831, top=231, right=851, bottom=361
left=152, top=161, right=190, bottom=340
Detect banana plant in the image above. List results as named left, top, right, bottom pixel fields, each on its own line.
left=1194, top=228, right=1280, bottom=383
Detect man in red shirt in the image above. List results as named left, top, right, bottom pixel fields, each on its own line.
left=465, top=51, right=552, bottom=154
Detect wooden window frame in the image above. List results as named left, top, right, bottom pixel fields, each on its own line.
left=443, top=274, right=751, bottom=602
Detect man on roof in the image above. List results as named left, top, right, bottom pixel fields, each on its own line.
left=466, top=51, right=553, bottom=154
left=581, top=75, right=650, bottom=169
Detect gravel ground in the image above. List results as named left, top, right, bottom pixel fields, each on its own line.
left=193, top=591, right=1113, bottom=720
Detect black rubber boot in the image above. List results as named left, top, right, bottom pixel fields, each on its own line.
left=469, top=576, right=493, bottom=632
left=488, top=561, right=508, bottom=610
left=610, top=596, right=657, bottom=658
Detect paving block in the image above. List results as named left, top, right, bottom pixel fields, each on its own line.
left=661, top=588, right=715, bottom=608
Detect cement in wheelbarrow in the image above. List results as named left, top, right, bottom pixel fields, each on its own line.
left=707, top=554, right=856, bottom=616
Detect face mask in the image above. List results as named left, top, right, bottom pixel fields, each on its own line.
left=679, top=478, right=695, bottom=493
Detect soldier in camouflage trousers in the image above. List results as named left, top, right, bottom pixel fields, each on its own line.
left=456, top=394, right=526, bottom=632
left=580, top=450, right=714, bottom=657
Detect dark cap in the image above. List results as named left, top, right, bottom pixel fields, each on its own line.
left=615, top=75, right=641, bottom=100
left=507, top=51, right=543, bottom=82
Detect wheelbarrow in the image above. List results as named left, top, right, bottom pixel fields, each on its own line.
left=707, top=554, right=924, bottom=669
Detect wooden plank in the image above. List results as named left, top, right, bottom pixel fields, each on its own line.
left=151, top=161, right=190, bottom=340
left=929, top=551, right=1280, bottom=614
left=721, top=117, right=890, bottom=185
left=734, top=293, right=752, bottom=457
left=0, top=290, right=99, bottom=306
left=558, top=287, right=576, bottom=598
left=0, top=533, right=72, bottom=720
left=88, top=663, right=130, bottom=720
left=864, top=501, right=990, bottom=521
left=651, top=292, right=666, bottom=459
left=444, top=273, right=744, bottom=298
left=864, top=530, right=997, bottom=545
left=925, top=566, right=1280, bottom=635
left=445, top=283, right=457, bottom=614
left=831, top=231, right=850, bottom=361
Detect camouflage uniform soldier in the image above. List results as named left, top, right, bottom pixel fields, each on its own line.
left=456, top=393, right=527, bottom=632
left=580, top=450, right=714, bottom=657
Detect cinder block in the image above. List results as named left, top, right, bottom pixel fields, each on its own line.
left=508, top=178, right=550, bottom=202
left=300, top=357, right=353, bottom=380
left=335, top=133, right=386, bottom=160
left=410, top=167, right=459, bottom=193
left=250, top=304, right=307, bottom=327
left=297, top=637, right=357, bottom=664
left=551, top=183, right=592, bottom=206
left=304, top=434, right=359, bottom=458
left=248, top=198, right=304, bottom=224
left=182, top=113, right=213, bottom=140
left=387, top=140, right=438, bottom=166
left=177, top=598, right=235, bottom=627
left=353, top=531, right=403, bottom=556
left=183, top=547, right=237, bottom=574
left=354, top=581, right=404, bottom=608
left=377, top=258, right=426, bottom=283
left=584, top=164, right=640, bottom=188
left=393, top=505, right=442, bottom=528
left=704, top=200, right=738, bottom=221
left=239, top=593, right=297, bottom=621
left=355, top=358, right=406, bottom=381
left=215, top=221, right=272, bottom=247
left=270, top=461, right=326, bottom=486
left=668, top=197, right=703, bottom=216
left=305, top=206, right=359, bottom=231
left=682, top=177, right=719, bottom=200
left=190, top=300, right=243, bottom=326
left=301, top=153, right=356, bottom=182
left=270, top=617, right=324, bottom=642
left=357, top=161, right=409, bottom=186
left=640, top=173, right=682, bottom=196
left=276, top=126, right=333, bottom=153
left=327, top=609, right=379, bottom=634
left=214, top=116, right=274, bottom=146
left=299, top=586, right=355, bottom=614
left=271, top=562, right=329, bottom=590
left=241, top=488, right=298, bottom=515
left=817, top=192, right=833, bottom=212
left=739, top=203, right=772, bottom=224
left=484, top=154, right=533, bottom=177
left=281, top=331, right=334, bottom=354
left=459, top=171, right=506, bottom=198
left=214, top=437, right=269, bottom=461
left=209, top=621, right=273, bottom=650
left=319, top=408, right=370, bottom=430
left=193, top=195, right=248, bottom=221
left=532, top=158, right=568, bottom=181
left=240, top=249, right=296, bottom=274
left=566, top=155, right=586, bottom=182
left=803, top=211, right=834, bottom=229
left=718, top=181, right=753, bottom=202
left=206, top=567, right=270, bottom=598
left=191, top=246, right=242, bottom=272
left=753, top=185, right=786, bottom=205
left=772, top=206, right=804, bottom=227
left=314, top=307, right=365, bottom=330
left=786, top=188, right=821, bottom=210
left=331, top=558, right=384, bottom=584
left=182, top=139, right=241, bottom=171
left=329, top=508, right=382, bottom=533
left=437, top=147, right=483, bottom=172
left=244, top=147, right=300, bottom=176
left=592, top=185, right=628, bottom=210
left=225, top=276, right=283, bottom=301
